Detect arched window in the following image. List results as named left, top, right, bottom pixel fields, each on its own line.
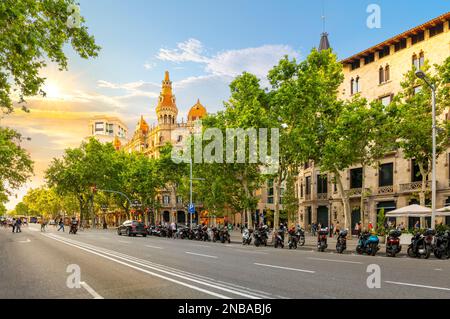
left=355, top=76, right=360, bottom=93
left=379, top=66, right=385, bottom=84
left=164, top=115, right=167, bottom=124
left=419, top=52, right=425, bottom=69
left=385, top=65, right=390, bottom=82
left=350, top=78, right=354, bottom=95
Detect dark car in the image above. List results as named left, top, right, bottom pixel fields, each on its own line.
left=117, top=220, right=147, bottom=237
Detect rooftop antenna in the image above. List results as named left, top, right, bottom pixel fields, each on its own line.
left=321, top=0, right=326, bottom=33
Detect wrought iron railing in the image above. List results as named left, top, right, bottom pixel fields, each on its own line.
left=377, top=185, right=394, bottom=194
left=399, top=181, right=431, bottom=192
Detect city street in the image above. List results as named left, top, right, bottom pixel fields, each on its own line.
left=1, top=224, right=450, bottom=299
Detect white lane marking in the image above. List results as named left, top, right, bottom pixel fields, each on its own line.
left=43, top=234, right=267, bottom=299
left=43, top=234, right=231, bottom=299
left=145, top=245, right=163, bottom=249
left=18, top=239, right=31, bottom=243
left=435, top=268, right=443, bottom=271
left=254, top=263, right=315, bottom=274
left=28, top=228, right=39, bottom=232
left=192, top=244, right=211, bottom=248
left=80, top=281, right=103, bottom=299
left=118, top=240, right=130, bottom=244
left=385, top=281, right=450, bottom=292
left=185, top=252, right=218, bottom=259
left=234, top=249, right=268, bottom=255
left=308, top=257, right=363, bottom=264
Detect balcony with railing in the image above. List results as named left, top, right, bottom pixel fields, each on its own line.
left=316, top=193, right=329, bottom=201
left=377, top=185, right=394, bottom=194
left=345, top=188, right=370, bottom=197
left=399, top=181, right=431, bottom=193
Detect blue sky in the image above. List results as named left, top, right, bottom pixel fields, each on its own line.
left=4, top=0, right=449, bottom=209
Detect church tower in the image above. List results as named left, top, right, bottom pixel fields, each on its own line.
left=156, top=71, right=178, bottom=125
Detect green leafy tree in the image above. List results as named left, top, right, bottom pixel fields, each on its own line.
left=14, top=201, right=29, bottom=216
left=0, top=128, right=33, bottom=208
left=282, top=172, right=298, bottom=226
left=393, top=59, right=450, bottom=209
left=0, top=0, right=100, bottom=113
left=45, top=138, right=118, bottom=224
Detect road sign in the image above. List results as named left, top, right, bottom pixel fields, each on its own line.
left=188, top=203, right=195, bottom=214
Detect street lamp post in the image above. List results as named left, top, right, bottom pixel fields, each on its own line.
left=415, top=70, right=436, bottom=229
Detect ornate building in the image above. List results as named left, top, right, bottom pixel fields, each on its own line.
left=122, top=71, right=207, bottom=224
left=296, top=12, right=450, bottom=232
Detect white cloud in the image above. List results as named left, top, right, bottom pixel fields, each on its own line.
left=157, top=38, right=208, bottom=64
left=156, top=38, right=300, bottom=82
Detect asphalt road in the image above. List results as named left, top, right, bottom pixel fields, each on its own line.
left=1, top=224, right=450, bottom=299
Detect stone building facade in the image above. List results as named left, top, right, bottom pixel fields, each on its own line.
left=296, top=12, right=450, bottom=232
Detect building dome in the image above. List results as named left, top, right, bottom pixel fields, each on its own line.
left=113, top=135, right=122, bottom=150
left=188, top=99, right=207, bottom=122
left=137, top=115, right=149, bottom=134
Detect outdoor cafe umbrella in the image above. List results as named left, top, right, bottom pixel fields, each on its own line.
left=436, top=206, right=450, bottom=216
left=385, top=204, right=432, bottom=218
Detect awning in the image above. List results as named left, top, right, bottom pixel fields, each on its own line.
left=385, top=204, right=431, bottom=217
left=436, top=206, right=450, bottom=216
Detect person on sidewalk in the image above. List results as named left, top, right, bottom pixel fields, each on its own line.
left=329, top=223, right=334, bottom=238
left=57, top=218, right=65, bottom=232
left=11, top=218, right=16, bottom=233
left=15, top=218, right=22, bottom=233
left=40, top=218, right=47, bottom=232
left=335, top=221, right=340, bottom=236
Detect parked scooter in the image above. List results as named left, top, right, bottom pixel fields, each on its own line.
left=211, top=227, right=221, bottom=242
left=407, top=229, right=434, bottom=259
left=242, top=228, right=253, bottom=245
left=336, top=229, right=348, bottom=254
left=288, top=226, right=305, bottom=249
left=433, top=230, right=450, bottom=259
left=386, top=229, right=402, bottom=257
left=254, top=225, right=268, bottom=247
left=274, top=226, right=285, bottom=249
left=317, top=227, right=329, bottom=252
left=219, top=228, right=231, bottom=243
left=356, top=231, right=379, bottom=256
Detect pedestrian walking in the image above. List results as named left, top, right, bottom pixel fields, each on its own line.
left=15, top=218, right=22, bottom=233
left=335, top=221, right=340, bottom=235
left=329, top=223, right=334, bottom=238
left=40, top=219, right=47, bottom=232
left=414, top=220, right=420, bottom=230
left=57, top=218, right=65, bottom=232
left=11, top=218, right=16, bottom=233
left=368, top=221, right=373, bottom=233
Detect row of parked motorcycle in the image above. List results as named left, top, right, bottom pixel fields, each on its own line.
left=146, top=224, right=231, bottom=243
left=243, top=225, right=450, bottom=260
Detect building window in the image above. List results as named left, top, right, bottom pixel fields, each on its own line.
left=300, top=183, right=304, bottom=198
left=364, top=53, right=375, bottom=65
left=411, top=159, right=426, bottom=182
left=163, top=195, right=170, bottom=205
left=413, top=86, right=422, bottom=95
left=267, top=179, right=274, bottom=204
left=351, top=60, right=360, bottom=70
left=411, top=31, right=425, bottom=45
left=350, top=168, right=363, bottom=189
left=177, top=135, right=183, bottom=142
left=351, top=77, right=360, bottom=95
left=385, top=65, right=390, bottom=82
left=394, top=38, right=407, bottom=52
left=106, top=123, right=114, bottom=135
left=379, top=67, right=385, bottom=84
left=95, top=122, right=104, bottom=132
left=305, top=176, right=311, bottom=195
left=380, top=94, right=393, bottom=106
left=177, top=196, right=183, bottom=204
left=379, top=163, right=394, bottom=187
left=412, top=52, right=425, bottom=70
left=429, top=23, right=444, bottom=37
left=378, top=46, right=390, bottom=59
left=317, top=174, right=328, bottom=194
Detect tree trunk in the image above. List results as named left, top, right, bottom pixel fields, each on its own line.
left=360, top=165, right=366, bottom=228
left=273, top=175, right=281, bottom=231
left=243, top=178, right=252, bottom=230
left=418, top=163, right=428, bottom=228
left=334, top=169, right=351, bottom=231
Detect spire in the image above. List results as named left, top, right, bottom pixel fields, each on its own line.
left=319, top=32, right=330, bottom=51
left=318, top=0, right=330, bottom=51
left=164, top=70, right=170, bottom=81
left=156, top=71, right=178, bottom=123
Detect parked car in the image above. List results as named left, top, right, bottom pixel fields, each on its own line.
left=117, top=220, right=147, bottom=237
